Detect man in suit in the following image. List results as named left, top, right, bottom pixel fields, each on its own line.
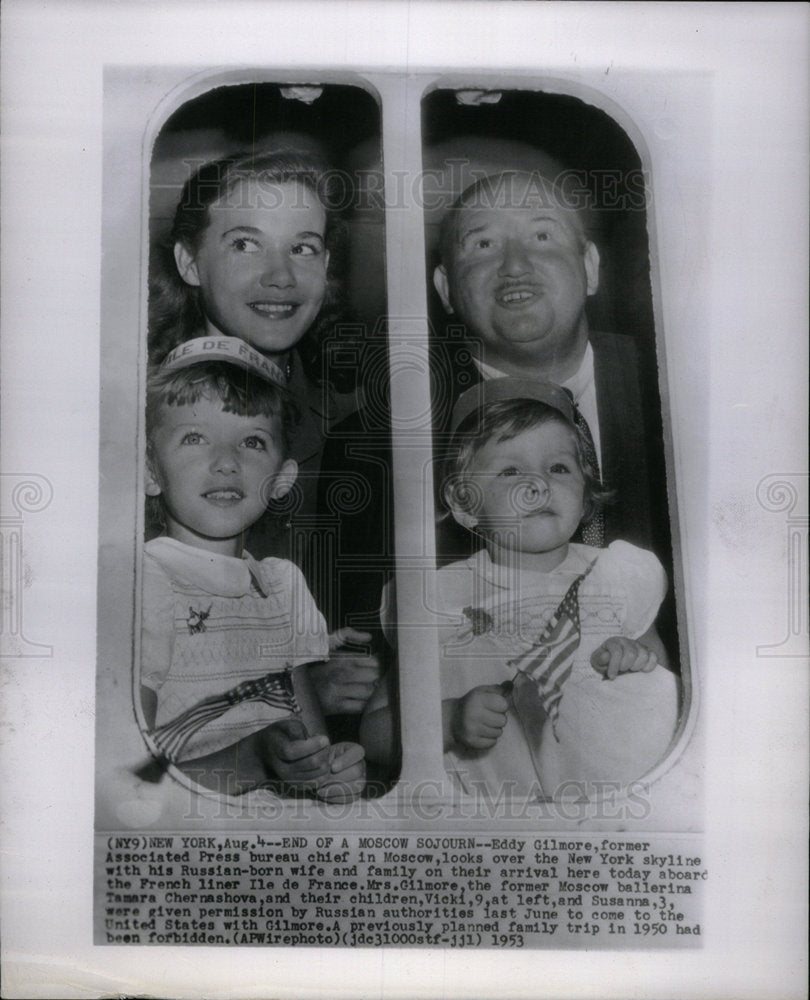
left=431, top=170, right=670, bottom=561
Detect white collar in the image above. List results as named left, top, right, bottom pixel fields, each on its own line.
left=145, top=537, right=269, bottom=598
left=473, top=342, right=595, bottom=405
left=467, top=543, right=597, bottom=591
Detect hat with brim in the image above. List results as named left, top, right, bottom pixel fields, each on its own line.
left=160, top=336, right=286, bottom=387
left=450, top=377, right=576, bottom=433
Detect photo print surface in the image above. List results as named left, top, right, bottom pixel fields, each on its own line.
left=94, top=65, right=705, bottom=952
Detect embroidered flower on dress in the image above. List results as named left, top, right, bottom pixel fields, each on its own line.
left=186, top=605, right=212, bottom=634
left=462, top=606, right=494, bottom=636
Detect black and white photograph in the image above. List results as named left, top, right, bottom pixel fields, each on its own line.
left=1, top=2, right=807, bottom=998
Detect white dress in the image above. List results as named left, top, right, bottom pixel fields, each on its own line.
left=141, top=537, right=329, bottom=760
left=430, top=541, right=680, bottom=798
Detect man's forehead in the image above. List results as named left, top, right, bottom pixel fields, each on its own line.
left=455, top=174, right=578, bottom=225
left=459, top=172, right=561, bottom=208
left=457, top=201, right=567, bottom=227
left=454, top=199, right=579, bottom=246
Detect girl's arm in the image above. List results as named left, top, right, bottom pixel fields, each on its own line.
left=638, top=623, right=670, bottom=670
left=172, top=724, right=334, bottom=796
left=590, top=623, right=671, bottom=678
left=444, top=687, right=510, bottom=751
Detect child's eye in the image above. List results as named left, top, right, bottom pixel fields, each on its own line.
left=230, top=236, right=260, bottom=253
left=290, top=242, right=320, bottom=257
left=180, top=431, right=204, bottom=445
left=549, top=462, right=571, bottom=474
left=498, top=466, right=520, bottom=477
left=241, top=436, right=267, bottom=451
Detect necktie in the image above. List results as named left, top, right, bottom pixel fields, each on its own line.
left=571, top=405, right=605, bottom=548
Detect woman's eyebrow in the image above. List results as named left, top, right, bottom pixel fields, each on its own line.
left=220, top=225, right=262, bottom=237
left=218, top=226, right=325, bottom=242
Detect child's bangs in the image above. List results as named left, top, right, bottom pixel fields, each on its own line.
left=147, top=362, right=286, bottom=425
left=492, top=404, right=564, bottom=445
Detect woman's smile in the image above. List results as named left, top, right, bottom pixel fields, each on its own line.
left=248, top=300, right=301, bottom=319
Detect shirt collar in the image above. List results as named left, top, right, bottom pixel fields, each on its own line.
left=145, top=537, right=269, bottom=598
left=472, top=341, right=595, bottom=405
left=467, top=543, right=594, bottom=591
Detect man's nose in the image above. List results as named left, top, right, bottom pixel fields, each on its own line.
left=497, top=238, right=532, bottom=277
left=259, top=248, right=295, bottom=287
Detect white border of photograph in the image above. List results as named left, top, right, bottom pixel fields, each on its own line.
left=1, top=2, right=807, bottom=998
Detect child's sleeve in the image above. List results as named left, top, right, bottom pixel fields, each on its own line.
left=140, top=552, right=175, bottom=693
left=272, top=559, right=330, bottom=666
left=605, top=540, right=668, bottom=638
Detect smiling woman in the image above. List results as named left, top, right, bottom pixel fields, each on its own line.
left=147, top=151, right=360, bottom=583
left=171, top=177, right=330, bottom=364
left=150, top=152, right=342, bottom=377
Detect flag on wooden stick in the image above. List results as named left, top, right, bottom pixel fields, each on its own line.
left=508, top=560, right=596, bottom=739
left=150, top=669, right=300, bottom=763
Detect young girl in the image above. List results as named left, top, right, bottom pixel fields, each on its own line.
left=148, top=149, right=381, bottom=726
left=362, top=377, right=679, bottom=799
left=141, top=336, right=365, bottom=801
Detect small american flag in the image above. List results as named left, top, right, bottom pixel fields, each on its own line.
left=508, top=560, right=596, bottom=740
left=150, top=669, right=300, bottom=763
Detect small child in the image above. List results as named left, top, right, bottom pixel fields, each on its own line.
left=362, top=377, right=679, bottom=799
left=139, top=335, right=365, bottom=800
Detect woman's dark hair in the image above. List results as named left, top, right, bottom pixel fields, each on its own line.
left=148, top=149, right=353, bottom=390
